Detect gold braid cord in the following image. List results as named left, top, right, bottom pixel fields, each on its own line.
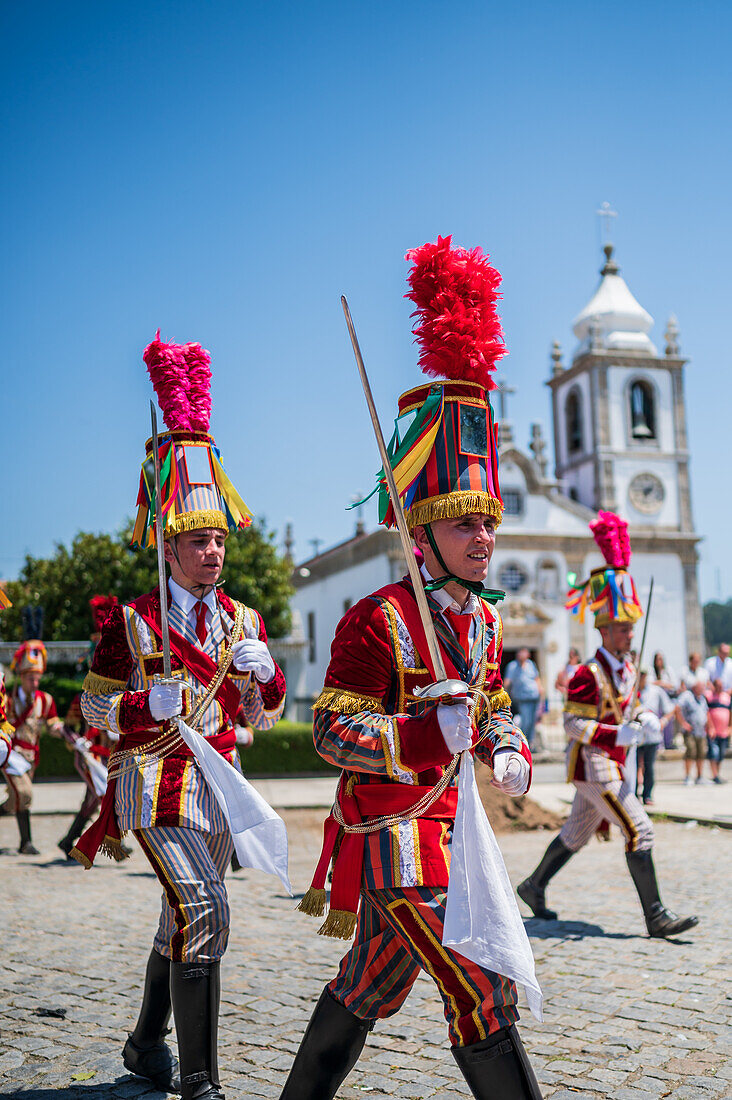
left=333, top=677, right=505, bottom=836
left=107, top=603, right=246, bottom=780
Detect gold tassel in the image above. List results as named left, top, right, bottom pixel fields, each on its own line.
left=69, top=847, right=92, bottom=869
left=82, top=671, right=128, bottom=695
left=99, top=837, right=131, bottom=863
left=406, top=491, right=503, bottom=531
left=489, top=689, right=513, bottom=713
left=297, top=887, right=327, bottom=917
left=314, top=688, right=385, bottom=716
left=317, top=909, right=358, bottom=940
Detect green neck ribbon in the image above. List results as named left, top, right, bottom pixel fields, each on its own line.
left=422, top=525, right=505, bottom=605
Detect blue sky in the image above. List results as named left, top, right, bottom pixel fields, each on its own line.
left=4, top=0, right=731, bottom=600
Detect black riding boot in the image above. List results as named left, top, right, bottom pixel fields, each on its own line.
left=625, top=850, right=699, bottom=937
left=17, top=811, right=39, bottom=855
left=516, top=836, right=573, bottom=920
left=452, top=1024, right=543, bottom=1099
left=170, top=960, right=224, bottom=1100
left=279, top=988, right=375, bottom=1099
left=122, top=949, right=179, bottom=1092
left=58, top=809, right=92, bottom=858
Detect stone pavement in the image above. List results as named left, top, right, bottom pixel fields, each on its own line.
left=0, top=804, right=730, bottom=1099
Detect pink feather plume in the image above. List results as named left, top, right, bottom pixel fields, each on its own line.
left=143, top=330, right=212, bottom=432
left=404, top=235, right=506, bottom=388
left=590, top=511, right=632, bottom=568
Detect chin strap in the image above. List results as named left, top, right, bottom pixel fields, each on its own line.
left=422, top=526, right=505, bottom=605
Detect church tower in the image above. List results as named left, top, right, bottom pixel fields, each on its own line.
left=547, top=240, right=704, bottom=651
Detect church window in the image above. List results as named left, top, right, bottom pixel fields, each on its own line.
left=502, top=489, right=524, bottom=517
left=498, top=562, right=528, bottom=593
left=629, top=379, right=656, bottom=441
left=566, top=388, right=583, bottom=454
left=536, top=560, right=559, bottom=600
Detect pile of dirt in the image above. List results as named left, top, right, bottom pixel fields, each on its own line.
left=477, top=765, right=566, bottom=833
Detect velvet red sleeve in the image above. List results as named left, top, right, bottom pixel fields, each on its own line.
left=566, top=665, right=618, bottom=748
left=89, top=605, right=135, bottom=682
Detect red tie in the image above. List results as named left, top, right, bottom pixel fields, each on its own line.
left=446, top=608, right=473, bottom=657
left=194, top=601, right=208, bottom=646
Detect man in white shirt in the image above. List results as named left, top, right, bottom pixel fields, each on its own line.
left=704, top=644, right=732, bottom=692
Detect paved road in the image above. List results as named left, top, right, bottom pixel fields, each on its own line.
left=1, top=806, right=730, bottom=1099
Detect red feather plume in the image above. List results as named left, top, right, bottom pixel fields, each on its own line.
left=404, top=235, right=505, bottom=388
left=143, top=330, right=212, bottom=433
left=89, top=594, right=119, bottom=632
left=590, top=511, right=632, bottom=568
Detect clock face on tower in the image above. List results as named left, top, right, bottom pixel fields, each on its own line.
left=629, top=472, right=665, bottom=515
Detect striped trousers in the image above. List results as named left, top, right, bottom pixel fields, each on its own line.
left=560, top=745, right=654, bottom=854
left=134, top=826, right=234, bottom=963
left=329, top=886, right=519, bottom=1047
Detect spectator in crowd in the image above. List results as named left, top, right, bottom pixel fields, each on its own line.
left=675, top=680, right=709, bottom=785
left=504, top=648, right=543, bottom=749
left=637, top=670, right=674, bottom=804
left=554, top=647, right=582, bottom=698
left=704, top=643, right=732, bottom=691
left=679, top=652, right=710, bottom=691
left=705, top=679, right=730, bottom=785
left=652, top=651, right=679, bottom=697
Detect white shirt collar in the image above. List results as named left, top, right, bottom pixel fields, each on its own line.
left=168, top=577, right=218, bottom=618
left=599, top=646, right=630, bottom=676
left=420, top=563, right=479, bottom=617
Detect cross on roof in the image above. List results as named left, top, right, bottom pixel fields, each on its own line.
left=494, top=378, right=516, bottom=422
left=596, top=201, right=618, bottom=245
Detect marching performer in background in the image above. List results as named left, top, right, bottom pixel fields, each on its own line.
left=0, top=638, right=63, bottom=854
left=282, top=238, right=543, bottom=1100
left=517, top=512, right=698, bottom=939
left=75, top=333, right=286, bottom=1100
left=0, top=588, right=16, bottom=788
left=57, top=595, right=123, bottom=858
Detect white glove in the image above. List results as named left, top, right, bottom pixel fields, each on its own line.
left=75, top=737, right=92, bottom=754
left=437, top=698, right=473, bottom=754
left=235, top=725, right=254, bottom=748
left=616, top=722, right=640, bottom=747
left=0, top=739, right=9, bottom=767
left=230, top=639, right=275, bottom=683
left=638, top=711, right=661, bottom=736
left=149, top=681, right=184, bottom=721
left=491, top=750, right=530, bottom=796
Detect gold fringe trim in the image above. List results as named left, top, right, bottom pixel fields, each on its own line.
left=163, top=510, right=229, bottom=537
left=314, top=688, right=385, bottom=715
left=100, top=836, right=131, bottom=863
left=317, top=909, right=358, bottom=940
left=82, top=671, right=128, bottom=695
left=69, top=846, right=92, bottom=869
left=565, top=701, right=598, bottom=718
left=1, top=720, right=14, bottom=737
left=406, top=491, right=503, bottom=531
left=297, top=887, right=326, bottom=917
left=488, top=688, right=512, bottom=713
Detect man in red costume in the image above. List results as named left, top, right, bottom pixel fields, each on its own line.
left=76, top=334, right=286, bottom=1100
left=0, top=590, right=16, bottom=797
left=517, top=512, right=698, bottom=939
left=0, top=640, right=63, bottom=854
left=281, top=239, right=542, bottom=1100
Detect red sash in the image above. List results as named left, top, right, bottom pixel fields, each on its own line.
left=71, top=727, right=237, bottom=869
left=130, top=591, right=242, bottom=724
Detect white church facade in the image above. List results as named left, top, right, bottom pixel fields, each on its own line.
left=288, top=244, right=703, bottom=720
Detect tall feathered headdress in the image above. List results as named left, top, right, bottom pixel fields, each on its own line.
left=566, top=511, right=642, bottom=625
left=405, top=235, right=506, bottom=388
left=365, top=235, right=505, bottom=531
left=131, top=332, right=252, bottom=547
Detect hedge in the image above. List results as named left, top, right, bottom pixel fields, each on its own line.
left=33, top=720, right=331, bottom=779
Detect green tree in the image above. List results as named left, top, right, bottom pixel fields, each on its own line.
left=703, top=600, right=732, bottom=650
left=1, top=520, right=292, bottom=642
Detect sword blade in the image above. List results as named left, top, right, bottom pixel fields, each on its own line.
left=341, top=296, right=448, bottom=683
left=151, top=401, right=172, bottom=679
left=625, top=576, right=654, bottom=719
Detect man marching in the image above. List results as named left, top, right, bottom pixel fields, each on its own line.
left=517, top=511, right=698, bottom=939
left=0, top=589, right=16, bottom=789
left=282, top=238, right=543, bottom=1100
left=75, top=333, right=286, bottom=1100
left=0, top=639, right=63, bottom=854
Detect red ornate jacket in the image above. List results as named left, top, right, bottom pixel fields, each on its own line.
left=564, top=648, right=637, bottom=782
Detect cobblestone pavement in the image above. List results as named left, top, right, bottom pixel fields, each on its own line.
left=0, top=809, right=730, bottom=1100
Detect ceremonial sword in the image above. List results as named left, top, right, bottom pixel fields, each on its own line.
left=150, top=401, right=173, bottom=680
left=624, top=576, right=654, bottom=721
left=341, top=296, right=459, bottom=695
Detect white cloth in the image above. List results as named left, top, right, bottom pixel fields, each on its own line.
left=76, top=744, right=108, bottom=797
left=704, top=655, right=732, bottom=691
left=176, top=717, right=291, bottom=894
left=4, top=749, right=32, bottom=776
left=616, top=723, right=639, bottom=747
left=443, top=751, right=542, bottom=1020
